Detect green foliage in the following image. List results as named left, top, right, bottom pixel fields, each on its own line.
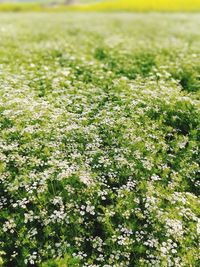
left=41, top=253, right=80, bottom=267
left=0, top=13, right=199, bottom=267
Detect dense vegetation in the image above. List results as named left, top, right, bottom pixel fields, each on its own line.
left=0, top=13, right=199, bottom=266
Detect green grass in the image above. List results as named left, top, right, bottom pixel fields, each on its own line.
left=0, top=12, right=199, bottom=267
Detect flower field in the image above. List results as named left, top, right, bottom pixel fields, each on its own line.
left=0, top=13, right=200, bottom=266
left=74, top=0, right=200, bottom=12
left=1, top=0, right=200, bottom=12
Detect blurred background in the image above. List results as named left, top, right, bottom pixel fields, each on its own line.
left=0, top=0, right=200, bottom=12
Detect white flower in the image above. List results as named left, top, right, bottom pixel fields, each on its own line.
left=160, top=246, right=168, bottom=254
left=197, top=219, right=200, bottom=235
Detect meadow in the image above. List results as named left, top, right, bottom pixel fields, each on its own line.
left=0, top=12, right=200, bottom=267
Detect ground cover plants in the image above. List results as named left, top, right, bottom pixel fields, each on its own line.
left=0, top=13, right=199, bottom=267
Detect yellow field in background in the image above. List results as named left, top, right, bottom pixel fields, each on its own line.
left=0, top=0, right=200, bottom=12
left=80, top=0, right=200, bottom=12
